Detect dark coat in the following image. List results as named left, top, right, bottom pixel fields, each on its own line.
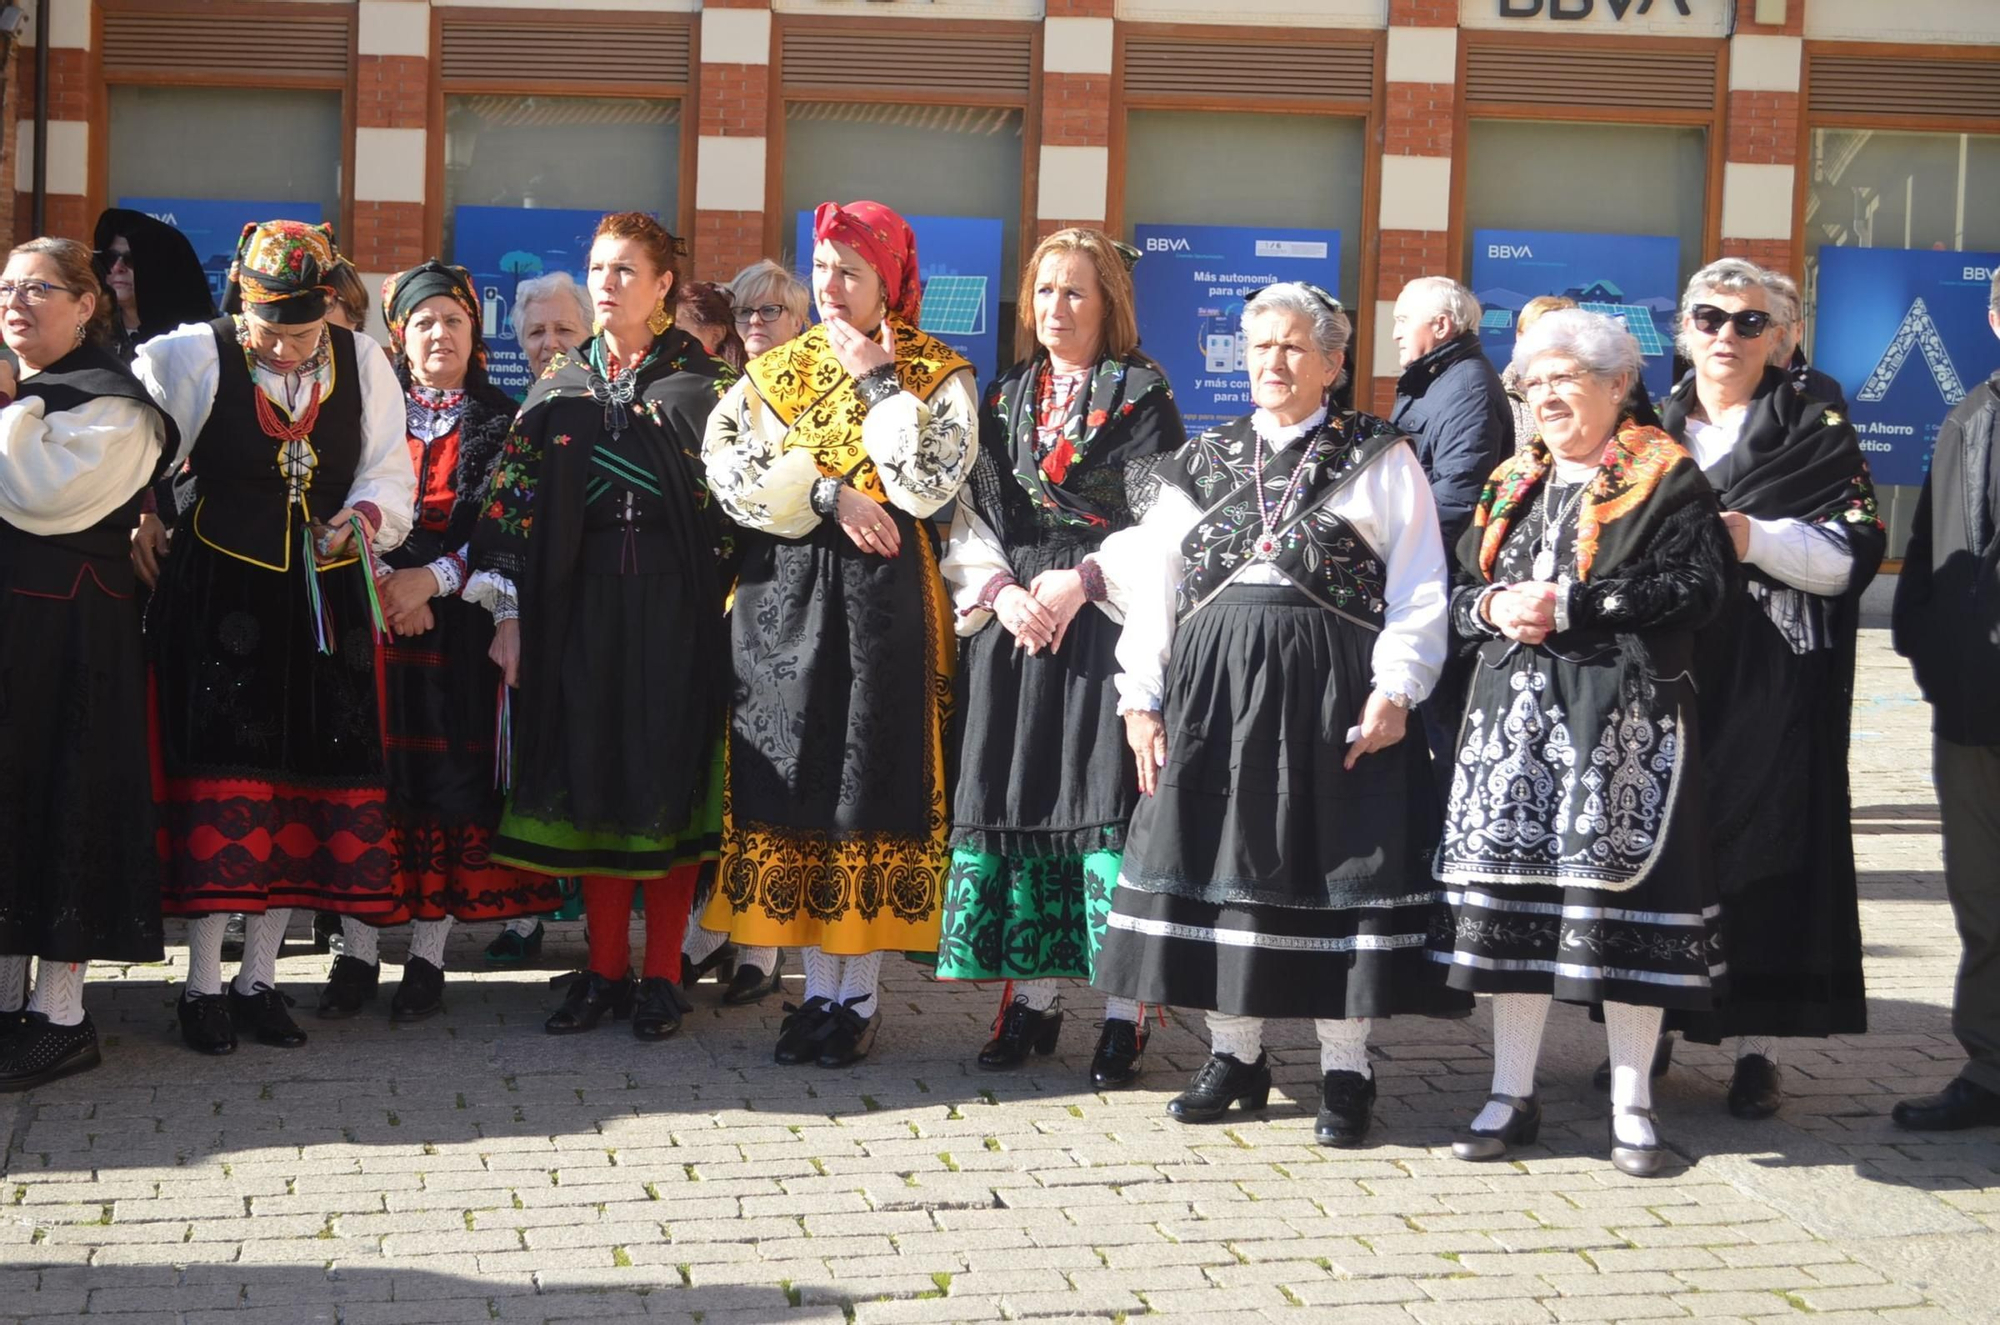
left=1391, top=331, right=1511, bottom=551
left=1894, top=370, right=2000, bottom=747
left=92, top=208, right=217, bottom=361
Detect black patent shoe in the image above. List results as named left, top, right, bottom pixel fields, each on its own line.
left=632, top=976, right=691, bottom=1041
left=390, top=957, right=446, bottom=1023
left=1090, top=1018, right=1148, bottom=1090
left=1892, top=1076, right=2000, bottom=1131
left=978, top=996, right=1063, bottom=1070
left=774, top=996, right=835, bottom=1065
left=178, top=991, right=236, bottom=1056
left=681, top=940, right=736, bottom=989
left=0, top=1014, right=101, bottom=1092
left=1608, top=1105, right=1669, bottom=1176
left=1727, top=1053, right=1783, bottom=1120
left=316, top=955, right=380, bottom=1020
left=817, top=997, right=879, bottom=1068
left=1452, top=1092, right=1543, bottom=1161
left=1167, top=1052, right=1271, bottom=1123
left=1591, top=1034, right=1676, bottom=1091
left=1315, top=1070, right=1377, bottom=1148
left=485, top=922, right=544, bottom=966
left=230, top=984, right=308, bottom=1048
left=544, top=970, right=637, bottom=1035
left=723, top=949, right=785, bottom=1006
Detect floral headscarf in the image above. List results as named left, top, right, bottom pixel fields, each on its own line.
left=381, top=259, right=489, bottom=375
left=811, top=200, right=922, bottom=323
left=229, top=219, right=339, bottom=324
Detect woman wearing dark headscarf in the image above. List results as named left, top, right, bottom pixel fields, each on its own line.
left=699, top=201, right=975, bottom=1068
left=314, top=261, right=563, bottom=1024
left=135, top=220, right=414, bottom=1057
left=92, top=208, right=218, bottom=363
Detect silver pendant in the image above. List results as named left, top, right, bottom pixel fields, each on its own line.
left=1532, top=548, right=1556, bottom=580
left=1253, top=532, right=1280, bottom=561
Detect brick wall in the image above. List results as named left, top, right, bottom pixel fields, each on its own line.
left=1726, top=89, right=1799, bottom=166
left=351, top=53, right=428, bottom=271
left=1042, top=71, right=1111, bottom=148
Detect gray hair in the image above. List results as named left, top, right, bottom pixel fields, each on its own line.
left=1240, top=283, right=1351, bottom=359
left=1677, top=257, right=1796, bottom=357
left=1398, top=275, right=1482, bottom=337
left=1509, top=308, right=1643, bottom=390
left=729, top=259, right=811, bottom=329
left=509, top=271, right=591, bottom=337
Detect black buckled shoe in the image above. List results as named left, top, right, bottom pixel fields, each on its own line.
left=1452, top=1092, right=1542, bottom=1161
left=978, top=995, right=1063, bottom=1071
left=0, top=1014, right=102, bottom=1092
left=1166, top=1052, right=1271, bottom=1123
left=817, top=997, right=880, bottom=1068
left=485, top=922, right=544, bottom=966
left=390, top=957, right=446, bottom=1023
left=178, top=991, right=237, bottom=1056
left=632, top=976, right=691, bottom=1041
left=1892, top=1076, right=2000, bottom=1131
left=1727, top=1054, right=1783, bottom=1120
left=774, top=996, right=835, bottom=1065
left=230, top=984, right=307, bottom=1048
left=1090, top=1017, right=1148, bottom=1090
left=1592, top=1034, right=1676, bottom=1092
left=316, top=956, right=380, bottom=1020
left=1315, top=1070, right=1377, bottom=1148
left=723, top=949, right=785, bottom=1006
left=681, top=941, right=737, bottom=989
left=1609, top=1106, right=1670, bottom=1177
left=544, top=970, right=637, bottom=1035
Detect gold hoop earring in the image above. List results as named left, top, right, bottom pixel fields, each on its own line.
left=646, top=298, right=673, bottom=337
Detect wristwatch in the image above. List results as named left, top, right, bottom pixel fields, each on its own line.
left=1381, top=687, right=1417, bottom=711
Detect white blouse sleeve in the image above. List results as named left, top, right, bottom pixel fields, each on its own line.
left=1742, top=515, right=1854, bottom=597
left=939, top=498, right=1012, bottom=636
left=132, top=321, right=222, bottom=469
left=863, top=367, right=976, bottom=519
left=1350, top=445, right=1449, bottom=705
left=702, top=376, right=823, bottom=538
left=1111, top=483, right=1201, bottom=714
left=342, top=331, right=418, bottom=553
left=0, top=395, right=166, bottom=536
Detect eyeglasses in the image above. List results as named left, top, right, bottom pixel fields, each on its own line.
left=1518, top=371, right=1590, bottom=397
left=1687, top=303, right=1773, bottom=339
left=95, top=249, right=135, bottom=272
left=731, top=303, right=789, bottom=326
left=0, top=280, right=80, bottom=305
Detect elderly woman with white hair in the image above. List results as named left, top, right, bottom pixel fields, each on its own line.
left=1655, top=258, right=1884, bottom=1121
left=509, top=271, right=592, bottom=383
left=1432, top=309, right=1737, bottom=1176
left=1091, top=282, right=1464, bottom=1148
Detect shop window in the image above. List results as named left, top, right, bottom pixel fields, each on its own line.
left=108, top=85, right=343, bottom=227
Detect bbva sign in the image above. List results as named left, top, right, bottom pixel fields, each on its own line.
left=1497, top=0, right=1695, bottom=17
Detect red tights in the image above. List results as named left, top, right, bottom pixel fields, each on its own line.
left=581, top=866, right=698, bottom=982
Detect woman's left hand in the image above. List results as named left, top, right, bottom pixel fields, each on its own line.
left=379, top=568, right=437, bottom=623
left=1026, top=568, right=1088, bottom=653
left=314, top=507, right=375, bottom=566
left=826, top=316, right=896, bottom=380
left=389, top=601, right=435, bottom=638
left=1343, top=690, right=1409, bottom=770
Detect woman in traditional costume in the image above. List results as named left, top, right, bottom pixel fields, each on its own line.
left=700, top=200, right=975, bottom=1068
left=1431, top=310, right=1736, bottom=1176
left=937, top=227, right=1184, bottom=1083
left=136, top=220, right=414, bottom=1056
left=0, top=238, right=176, bottom=1088
left=1093, top=283, right=1459, bottom=1147
left=465, top=212, right=733, bottom=1042
left=314, top=260, right=563, bottom=1023
left=1655, top=259, right=1884, bottom=1118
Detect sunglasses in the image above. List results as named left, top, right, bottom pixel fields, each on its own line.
left=95, top=249, right=136, bottom=272
left=1687, top=303, right=1773, bottom=338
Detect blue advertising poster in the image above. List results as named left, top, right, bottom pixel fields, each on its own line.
left=793, top=212, right=1003, bottom=383
left=1469, top=229, right=1680, bottom=400
left=453, top=205, right=607, bottom=398
left=1812, top=246, right=2000, bottom=487
left=118, top=196, right=323, bottom=312
left=1127, top=224, right=1341, bottom=429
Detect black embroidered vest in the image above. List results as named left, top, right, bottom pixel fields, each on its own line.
left=1163, top=412, right=1407, bottom=629
left=188, top=316, right=363, bottom=572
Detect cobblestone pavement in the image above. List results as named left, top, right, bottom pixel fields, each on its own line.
left=1, top=628, right=1989, bottom=1323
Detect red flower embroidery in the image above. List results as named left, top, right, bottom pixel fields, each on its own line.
left=1086, top=409, right=1109, bottom=429
left=552, top=433, right=573, bottom=447
left=1041, top=437, right=1078, bottom=485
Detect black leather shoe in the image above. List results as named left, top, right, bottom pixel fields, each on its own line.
left=1166, top=1052, right=1271, bottom=1123
left=544, top=971, right=636, bottom=1035
left=632, top=976, right=690, bottom=1041
left=681, top=941, right=736, bottom=989
left=178, top=991, right=236, bottom=1056
left=390, top=957, right=446, bottom=1023
left=1609, top=1106, right=1669, bottom=1176
left=723, top=949, right=785, bottom=1006
left=485, top=922, right=544, bottom=966
left=817, top=997, right=879, bottom=1068
left=230, top=984, right=307, bottom=1048
left=1727, top=1053, right=1783, bottom=1120
left=0, top=1014, right=102, bottom=1092
left=977, top=996, right=1063, bottom=1070
left=316, top=955, right=380, bottom=1020
left=1892, top=1076, right=2000, bottom=1131
left=1592, top=1034, right=1676, bottom=1092
left=1315, top=1070, right=1377, bottom=1148
left=1090, top=1018, right=1148, bottom=1090
left=1452, top=1092, right=1542, bottom=1161
left=774, top=996, right=835, bottom=1065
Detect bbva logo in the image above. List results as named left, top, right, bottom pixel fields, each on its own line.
left=1487, top=245, right=1534, bottom=259
left=1145, top=238, right=1191, bottom=252
left=1965, top=267, right=1998, bottom=282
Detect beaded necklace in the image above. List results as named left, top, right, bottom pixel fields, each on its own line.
left=1247, top=419, right=1325, bottom=561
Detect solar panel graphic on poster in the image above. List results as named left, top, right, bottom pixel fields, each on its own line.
left=1579, top=301, right=1668, bottom=356
left=1480, top=308, right=1514, bottom=332
left=921, top=275, right=988, bottom=337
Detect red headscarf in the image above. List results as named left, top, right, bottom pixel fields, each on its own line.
left=811, top=200, right=921, bottom=324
